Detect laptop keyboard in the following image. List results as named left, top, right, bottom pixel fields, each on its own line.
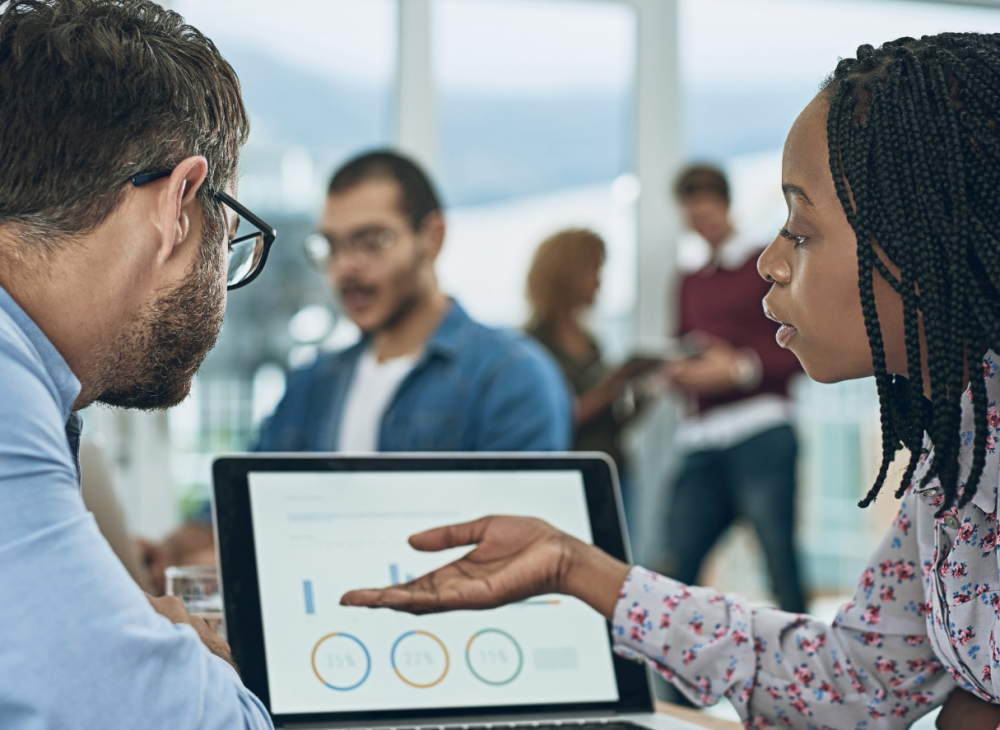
left=467, top=724, right=643, bottom=730
left=372, top=722, right=644, bottom=730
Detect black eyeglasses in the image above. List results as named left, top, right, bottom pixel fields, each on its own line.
left=131, top=169, right=277, bottom=290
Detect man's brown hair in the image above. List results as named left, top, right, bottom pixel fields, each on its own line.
left=672, top=164, right=730, bottom=204
left=0, top=0, right=249, bottom=250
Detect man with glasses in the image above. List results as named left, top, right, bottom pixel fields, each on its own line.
left=0, top=0, right=272, bottom=726
left=256, top=150, right=571, bottom=454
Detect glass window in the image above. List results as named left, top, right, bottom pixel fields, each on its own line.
left=86, top=0, right=398, bottom=533
left=679, top=0, right=1000, bottom=260
left=432, top=0, right=638, bottom=356
left=678, top=0, right=1000, bottom=599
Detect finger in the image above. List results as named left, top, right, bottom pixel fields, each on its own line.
left=136, top=538, right=155, bottom=565
left=340, top=586, right=447, bottom=615
left=409, top=517, right=491, bottom=552
left=341, top=584, right=492, bottom=615
left=146, top=594, right=186, bottom=622
left=340, top=587, right=406, bottom=607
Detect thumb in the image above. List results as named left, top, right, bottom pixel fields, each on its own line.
left=409, top=517, right=492, bottom=552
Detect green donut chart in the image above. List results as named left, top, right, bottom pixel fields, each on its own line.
left=465, top=629, right=523, bottom=686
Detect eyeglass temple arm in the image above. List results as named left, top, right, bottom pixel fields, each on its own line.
left=131, top=170, right=276, bottom=242
left=213, top=189, right=276, bottom=241
left=130, top=170, right=174, bottom=187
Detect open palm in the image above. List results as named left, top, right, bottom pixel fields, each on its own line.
left=340, top=516, right=577, bottom=614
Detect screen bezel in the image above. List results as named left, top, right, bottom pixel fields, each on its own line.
left=213, top=453, right=653, bottom=726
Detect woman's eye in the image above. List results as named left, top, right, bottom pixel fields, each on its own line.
left=779, top=227, right=808, bottom=247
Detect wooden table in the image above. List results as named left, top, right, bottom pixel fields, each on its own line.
left=656, top=701, right=741, bottom=730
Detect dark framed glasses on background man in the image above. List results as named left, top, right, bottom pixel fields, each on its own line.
left=303, top=227, right=398, bottom=268
left=131, top=169, right=277, bottom=290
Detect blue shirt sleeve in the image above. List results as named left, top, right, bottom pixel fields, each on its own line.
left=473, top=340, right=573, bottom=451
left=0, top=328, right=272, bottom=728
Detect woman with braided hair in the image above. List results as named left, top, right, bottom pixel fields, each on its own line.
left=344, top=33, right=1000, bottom=728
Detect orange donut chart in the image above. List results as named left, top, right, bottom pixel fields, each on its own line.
left=390, top=630, right=450, bottom=688
left=310, top=632, right=371, bottom=691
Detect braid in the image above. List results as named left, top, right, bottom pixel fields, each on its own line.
left=826, top=77, right=900, bottom=507
left=823, top=33, right=1000, bottom=513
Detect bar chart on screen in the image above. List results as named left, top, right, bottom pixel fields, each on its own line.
left=388, top=564, right=415, bottom=585
left=248, top=470, right=620, bottom=715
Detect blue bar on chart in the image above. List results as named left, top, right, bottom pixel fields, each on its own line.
left=303, top=580, right=315, bottom=615
left=389, top=564, right=400, bottom=585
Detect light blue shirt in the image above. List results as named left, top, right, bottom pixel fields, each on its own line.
left=0, top=285, right=272, bottom=729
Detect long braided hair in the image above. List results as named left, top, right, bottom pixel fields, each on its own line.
left=822, top=33, right=1000, bottom=515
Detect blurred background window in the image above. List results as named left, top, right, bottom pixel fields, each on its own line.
left=84, top=0, right=398, bottom=536
left=675, top=0, right=1000, bottom=613
left=80, top=0, right=1000, bottom=622
left=432, top=0, right=638, bottom=357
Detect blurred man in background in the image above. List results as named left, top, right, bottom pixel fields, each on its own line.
left=257, top=150, right=571, bottom=453
left=660, top=164, right=806, bottom=613
left=142, top=152, right=572, bottom=594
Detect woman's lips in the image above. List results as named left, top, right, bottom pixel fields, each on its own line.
left=775, top=324, right=798, bottom=348
left=763, top=300, right=798, bottom=349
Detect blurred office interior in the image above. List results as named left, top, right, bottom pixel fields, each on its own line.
left=81, top=0, right=1000, bottom=619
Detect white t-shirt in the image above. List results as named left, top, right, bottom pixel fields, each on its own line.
left=337, top=346, right=420, bottom=452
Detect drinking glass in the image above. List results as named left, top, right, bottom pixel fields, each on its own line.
left=165, top=565, right=226, bottom=637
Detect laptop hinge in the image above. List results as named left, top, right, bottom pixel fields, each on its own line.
left=277, top=708, right=623, bottom=729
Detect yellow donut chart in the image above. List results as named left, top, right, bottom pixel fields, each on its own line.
left=391, top=630, right=450, bottom=688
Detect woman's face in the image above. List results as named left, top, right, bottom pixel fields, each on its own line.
left=576, top=261, right=602, bottom=308
left=757, top=94, right=906, bottom=384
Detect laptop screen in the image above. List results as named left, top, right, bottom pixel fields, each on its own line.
left=247, top=469, right=620, bottom=716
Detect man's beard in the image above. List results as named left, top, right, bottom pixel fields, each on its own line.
left=342, top=247, right=426, bottom=335
left=92, top=239, right=225, bottom=411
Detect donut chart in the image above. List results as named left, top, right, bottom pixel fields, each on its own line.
left=391, top=630, right=450, bottom=688
left=311, top=633, right=371, bottom=691
left=465, top=629, right=523, bottom=686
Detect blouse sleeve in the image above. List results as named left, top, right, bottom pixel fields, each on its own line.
left=612, top=497, right=956, bottom=728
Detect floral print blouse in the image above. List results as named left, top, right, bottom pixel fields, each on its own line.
left=612, top=354, right=1000, bottom=729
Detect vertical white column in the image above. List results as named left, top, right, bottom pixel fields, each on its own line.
left=632, top=0, right=683, bottom=344
left=84, top=408, right=179, bottom=541
left=395, top=0, right=438, bottom=174
left=622, top=0, right=685, bottom=565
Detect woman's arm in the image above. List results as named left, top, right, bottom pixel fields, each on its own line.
left=575, top=359, right=660, bottom=427
left=937, top=689, right=1000, bottom=730
left=343, top=498, right=955, bottom=728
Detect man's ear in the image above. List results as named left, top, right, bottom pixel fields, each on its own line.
left=418, top=211, right=446, bottom=263
left=153, top=156, right=209, bottom=263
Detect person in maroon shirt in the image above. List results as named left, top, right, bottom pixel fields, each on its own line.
left=661, top=165, right=807, bottom=614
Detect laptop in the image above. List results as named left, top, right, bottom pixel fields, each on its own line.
left=213, top=453, right=703, bottom=730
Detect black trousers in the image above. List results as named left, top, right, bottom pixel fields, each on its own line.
left=662, top=424, right=807, bottom=613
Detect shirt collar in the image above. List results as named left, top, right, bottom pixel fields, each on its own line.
left=345, top=298, right=471, bottom=366
left=713, top=230, right=761, bottom=271
left=911, top=350, right=1000, bottom=516
left=0, top=284, right=80, bottom=422
left=967, top=352, right=1000, bottom=515
left=423, top=298, right=471, bottom=361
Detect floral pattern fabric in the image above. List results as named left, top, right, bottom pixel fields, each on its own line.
left=612, top=354, right=1000, bottom=729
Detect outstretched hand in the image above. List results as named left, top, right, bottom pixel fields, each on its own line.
left=340, top=516, right=630, bottom=619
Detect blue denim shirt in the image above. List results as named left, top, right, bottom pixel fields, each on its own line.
left=256, top=300, right=572, bottom=452
left=0, top=285, right=271, bottom=729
